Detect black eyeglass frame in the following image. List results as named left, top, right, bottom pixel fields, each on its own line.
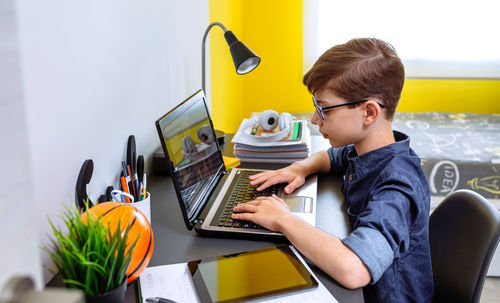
left=312, top=96, right=386, bottom=120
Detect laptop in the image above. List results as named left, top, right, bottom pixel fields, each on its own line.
left=155, top=90, right=317, bottom=240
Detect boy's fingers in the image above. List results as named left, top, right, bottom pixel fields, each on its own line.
left=233, top=202, right=258, bottom=212
left=231, top=212, right=253, bottom=221
left=248, top=172, right=264, bottom=180
left=250, top=173, right=278, bottom=185
left=256, top=174, right=294, bottom=190
left=249, top=170, right=276, bottom=180
left=284, top=179, right=301, bottom=194
left=256, top=181, right=283, bottom=191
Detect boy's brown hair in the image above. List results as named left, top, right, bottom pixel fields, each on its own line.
left=303, top=38, right=405, bottom=119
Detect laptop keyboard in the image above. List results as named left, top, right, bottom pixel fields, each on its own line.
left=216, top=170, right=285, bottom=229
left=181, top=177, right=210, bottom=207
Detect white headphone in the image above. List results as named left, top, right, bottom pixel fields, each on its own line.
left=241, top=110, right=293, bottom=142
left=181, top=136, right=197, bottom=154
left=197, top=124, right=215, bottom=145
left=258, top=110, right=293, bottom=132
left=182, top=124, right=216, bottom=155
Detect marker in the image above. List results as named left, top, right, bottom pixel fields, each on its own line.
left=126, top=164, right=137, bottom=201
left=120, top=176, right=131, bottom=203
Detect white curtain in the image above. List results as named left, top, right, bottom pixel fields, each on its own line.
left=303, top=0, right=500, bottom=78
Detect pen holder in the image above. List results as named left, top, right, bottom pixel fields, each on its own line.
left=133, top=192, right=151, bottom=225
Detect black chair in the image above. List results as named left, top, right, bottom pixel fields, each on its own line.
left=429, top=189, right=500, bottom=303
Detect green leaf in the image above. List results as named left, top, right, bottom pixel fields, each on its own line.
left=42, top=199, right=139, bottom=296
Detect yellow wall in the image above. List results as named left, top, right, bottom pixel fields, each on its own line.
left=209, top=0, right=310, bottom=133
left=209, top=0, right=500, bottom=133
left=401, top=79, right=500, bottom=113
left=208, top=0, right=243, bottom=133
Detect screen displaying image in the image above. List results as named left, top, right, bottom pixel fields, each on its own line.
left=156, top=93, right=223, bottom=219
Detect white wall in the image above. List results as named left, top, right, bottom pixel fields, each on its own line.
left=0, top=0, right=42, bottom=290
left=4, top=0, right=208, bottom=285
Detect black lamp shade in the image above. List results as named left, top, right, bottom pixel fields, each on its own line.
left=224, top=31, right=261, bottom=74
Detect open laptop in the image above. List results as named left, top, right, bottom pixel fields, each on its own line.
left=155, top=90, right=317, bottom=240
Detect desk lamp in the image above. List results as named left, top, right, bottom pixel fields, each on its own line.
left=201, top=22, right=261, bottom=145
left=201, top=22, right=261, bottom=96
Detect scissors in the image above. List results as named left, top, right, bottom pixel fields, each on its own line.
left=111, top=189, right=135, bottom=203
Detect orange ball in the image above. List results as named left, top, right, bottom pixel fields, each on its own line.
left=83, top=202, right=154, bottom=283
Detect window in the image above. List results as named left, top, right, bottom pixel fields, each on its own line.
left=303, top=0, right=500, bottom=78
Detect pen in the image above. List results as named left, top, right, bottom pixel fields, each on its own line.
left=126, top=164, right=137, bottom=201
left=121, top=161, right=128, bottom=178
left=146, top=297, right=177, bottom=303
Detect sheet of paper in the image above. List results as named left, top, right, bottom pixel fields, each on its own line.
left=139, top=263, right=199, bottom=303
left=139, top=262, right=338, bottom=303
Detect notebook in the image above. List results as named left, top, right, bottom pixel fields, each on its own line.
left=155, top=90, right=317, bottom=239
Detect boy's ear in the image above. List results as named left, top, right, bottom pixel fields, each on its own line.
left=362, top=100, right=382, bottom=125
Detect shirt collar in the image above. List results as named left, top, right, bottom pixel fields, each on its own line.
left=347, top=131, right=411, bottom=174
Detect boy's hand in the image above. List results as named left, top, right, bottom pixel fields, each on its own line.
left=249, top=162, right=307, bottom=194
left=231, top=194, right=292, bottom=232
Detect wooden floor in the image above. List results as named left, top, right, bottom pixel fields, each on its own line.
left=481, top=277, right=500, bottom=302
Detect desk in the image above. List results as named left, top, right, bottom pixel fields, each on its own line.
left=47, top=136, right=363, bottom=302
left=140, top=135, right=364, bottom=303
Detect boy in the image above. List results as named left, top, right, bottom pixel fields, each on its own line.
left=232, top=38, right=434, bottom=302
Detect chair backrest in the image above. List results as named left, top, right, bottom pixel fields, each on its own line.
left=429, top=189, right=500, bottom=303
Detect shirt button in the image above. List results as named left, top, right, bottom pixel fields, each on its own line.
left=349, top=175, right=352, bottom=180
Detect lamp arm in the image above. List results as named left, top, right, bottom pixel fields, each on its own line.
left=202, top=22, right=228, bottom=94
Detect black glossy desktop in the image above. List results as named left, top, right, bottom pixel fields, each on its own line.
left=137, top=135, right=364, bottom=303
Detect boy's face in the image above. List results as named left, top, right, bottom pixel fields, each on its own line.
left=311, top=88, right=365, bottom=148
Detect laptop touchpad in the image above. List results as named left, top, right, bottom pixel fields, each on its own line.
left=283, top=196, right=313, bottom=213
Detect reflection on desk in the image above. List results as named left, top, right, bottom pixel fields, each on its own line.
left=145, top=177, right=362, bottom=301
left=135, top=135, right=363, bottom=303
left=139, top=247, right=338, bottom=302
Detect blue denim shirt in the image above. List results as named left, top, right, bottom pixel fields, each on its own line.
left=328, top=131, right=433, bottom=303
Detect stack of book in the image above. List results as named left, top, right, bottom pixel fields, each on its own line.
left=231, top=118, right=311, bottom=164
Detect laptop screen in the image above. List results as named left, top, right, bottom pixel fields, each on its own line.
left=156, top=90, right=224, bottom=223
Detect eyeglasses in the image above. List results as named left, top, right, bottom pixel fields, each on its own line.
left=312, top=96, right=386, bottom=120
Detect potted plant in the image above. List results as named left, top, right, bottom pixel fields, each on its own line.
left=43, top=202, right=138, bottom=303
